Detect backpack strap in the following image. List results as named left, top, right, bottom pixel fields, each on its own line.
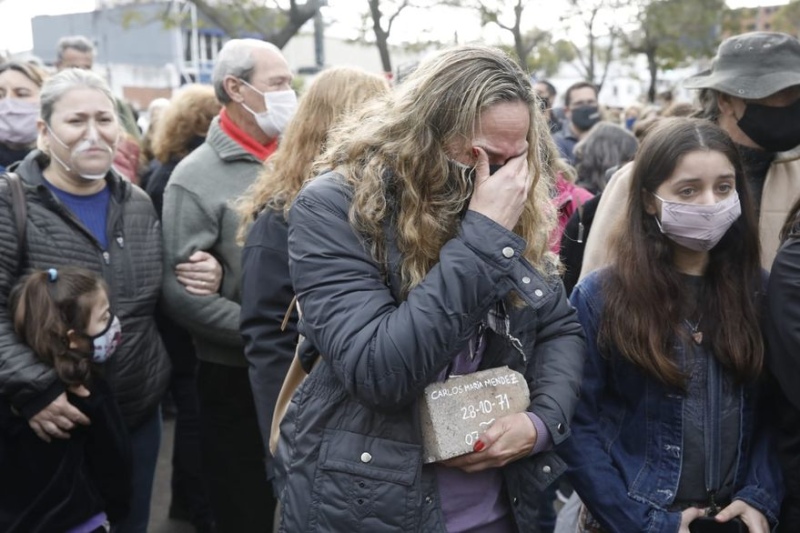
left=4, top=172, right=27, bottom=275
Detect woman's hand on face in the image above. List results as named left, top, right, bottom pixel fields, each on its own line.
left=714, top=500, right=769, bottom=533
left=28, top=390, right=91, bottom=443
left=467, top=146, right=531, bottom=232
left=439, top=412, right=537, bottom=473
left=175, top=251, right=223, bottom=295
left=678, top=507, right=704, bottom=533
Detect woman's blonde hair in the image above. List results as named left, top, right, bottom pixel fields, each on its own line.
left=153, top=84, right=220, bottom=163
left=236, top=66, right=389, bottom=242
left=316, top=45, right=559, bottom=299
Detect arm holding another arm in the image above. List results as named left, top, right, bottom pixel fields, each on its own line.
left=578, top=162, right=633, bottom=280
left=0, top=190, right=88, bottom=440
left=161, top=182, right=242, bottom=347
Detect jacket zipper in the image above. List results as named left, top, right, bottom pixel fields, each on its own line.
left=39, top=183, right=126, bottom=305
left=705, top=353, right=723, bottom=514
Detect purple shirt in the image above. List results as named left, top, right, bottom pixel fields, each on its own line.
left=65, top=512, right=108, bottom=533
left=434, top=334, right=552, bottom=532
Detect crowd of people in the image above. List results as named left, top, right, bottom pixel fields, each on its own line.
left=0, top=27, right=799, bottom=533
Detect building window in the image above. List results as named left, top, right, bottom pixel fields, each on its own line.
left=184, top=30, right=192, bottom=62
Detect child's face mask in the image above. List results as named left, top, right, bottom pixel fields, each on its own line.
left=86, top=315, right=122, bottom=363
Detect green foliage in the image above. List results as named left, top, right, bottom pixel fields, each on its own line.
left=118, top=0, right=323, bottom=49
left=774, top=1, right=800, bottom=37
left=627, top=0, right=725, bottom=69
left=622, top=0, right=724, bottom=101
left=527, top=37, right=576, bottom=76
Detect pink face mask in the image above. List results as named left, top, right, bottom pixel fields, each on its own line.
left=653, top=192, right=741, bottom=252
left=0, top=98, right=40, bottom=145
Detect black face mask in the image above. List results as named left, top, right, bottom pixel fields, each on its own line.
left=488, top=164, right=504, bottom=175
left=450, top=160, right=504, bottom=179
left=571, top=105, right=601, bottom=132
left=737, top=99, right=800, bottom=153
left=454, top=162, right=506, bottom=218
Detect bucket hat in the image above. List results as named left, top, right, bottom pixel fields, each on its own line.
left=682, top=32, right=800, bottom=99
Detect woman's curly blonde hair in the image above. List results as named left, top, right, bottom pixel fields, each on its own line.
left=314, top=45, right=560, bottom=299
left=235, top=66, right=389, bottom=243
left=153, top=84, right=220, bottom=163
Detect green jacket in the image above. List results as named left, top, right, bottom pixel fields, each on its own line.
left=161, top=116, right=262, bottom=367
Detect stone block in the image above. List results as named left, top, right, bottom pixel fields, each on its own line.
left=419, top=366, right=530, bottom=463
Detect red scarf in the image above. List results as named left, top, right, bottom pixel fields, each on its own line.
left=218, top=108, right=278, bottom=161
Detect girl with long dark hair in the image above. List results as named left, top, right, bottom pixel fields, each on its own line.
left=560, top=117, right=782, bottom=533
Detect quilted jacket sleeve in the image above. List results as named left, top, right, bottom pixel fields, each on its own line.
left=288, top=173, right=576, bottom=411
left=0, top=181, right=63, bottom=418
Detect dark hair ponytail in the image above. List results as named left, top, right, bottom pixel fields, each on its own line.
left=11, top=267, right=106, bottom=386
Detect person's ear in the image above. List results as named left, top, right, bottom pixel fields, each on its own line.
left=224, top=76, right=245, bottom=104
left=66, top=329, right=81, bottom=350
left=716, top=93, right=737, bottom=118
left=36, top=119, right=49, bottom=152
left=643, top=188, right=659, bottom=216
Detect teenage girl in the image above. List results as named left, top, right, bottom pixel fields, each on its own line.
left=0, top=266, right=130, bottom=533
left=560, top=118, right=782, bottom=533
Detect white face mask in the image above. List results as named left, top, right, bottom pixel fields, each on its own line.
left=239, top=80, right=297, bottom=139
left=46, top=123, right=115, bottom=180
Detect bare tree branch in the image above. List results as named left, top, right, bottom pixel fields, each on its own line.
left=386, top=0, right=412, bottom=35
left=189, top=0, right=323, bottom=48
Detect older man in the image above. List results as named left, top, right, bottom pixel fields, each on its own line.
left=161, top=38, right=295, bottom=533
left=580, top=31, right=800, bottom=275
left=55, top=36, right=140, bottom=139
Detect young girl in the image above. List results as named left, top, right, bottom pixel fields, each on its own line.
left=0, top=267, right=130, bottom=533
left=560, top=118, right=782, bottom=533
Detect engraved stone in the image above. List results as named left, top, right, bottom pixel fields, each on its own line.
left=419, top=366, right=530, bottom=463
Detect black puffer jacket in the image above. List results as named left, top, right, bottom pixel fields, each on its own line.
left=275, top=173, right=586, bottom=532
left=765, top=232, right=800, bottom=531
left=0, top=151, right=170, bottom=429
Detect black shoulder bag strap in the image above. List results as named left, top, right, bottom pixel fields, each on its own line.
left=4, top=172, right=27, bottom=276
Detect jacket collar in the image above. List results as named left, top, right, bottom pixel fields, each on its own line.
left=775, top=143, right=800, bottom=164
left=212, top=110, right=277, bottom=163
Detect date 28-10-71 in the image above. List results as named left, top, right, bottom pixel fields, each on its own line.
left=462, top=394, right=511, bottom=446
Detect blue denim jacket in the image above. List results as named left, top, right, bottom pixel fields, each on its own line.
left=559, top=270, right=783, bottom=533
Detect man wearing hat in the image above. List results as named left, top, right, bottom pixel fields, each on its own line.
left=579, top=31, right=800, bottom=274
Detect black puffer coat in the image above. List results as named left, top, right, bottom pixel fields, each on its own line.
left=0, top=151, right=170, bottom=429
left=275, top=173, right=586, bottom=532
left=765, top=231, right=800, bottom=532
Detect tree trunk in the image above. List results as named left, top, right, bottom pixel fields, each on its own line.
left=191, top=0, right=320, bottom=49
left=369, top=0, right=393, bottom=73
left=514, top=29, right=528, bottom=69
left=647, top=50, right=658, bottom=103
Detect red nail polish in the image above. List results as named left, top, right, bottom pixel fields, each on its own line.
left=473, top=440, right=485, bottom=452
left=472, top=148, right=479, bottom=157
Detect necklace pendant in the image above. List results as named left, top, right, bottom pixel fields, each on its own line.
left=692, top=331, right=703, bottom=345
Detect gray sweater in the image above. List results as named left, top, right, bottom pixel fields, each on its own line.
left=161, top=116, right=263, bottom=367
